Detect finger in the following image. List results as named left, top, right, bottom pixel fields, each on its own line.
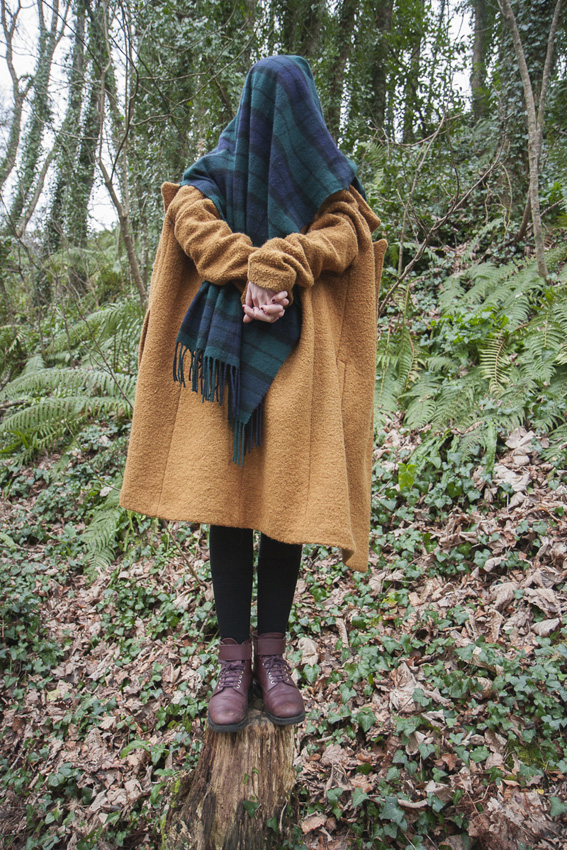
left=245, top=283, right=254, bottom=307
left=260, top=303, right=285, bottom=316
left=256, top=307, right=281, bottom=323
left=244, top=304, right=271, bottom=323
left=271, top=291, right=288, bottom=303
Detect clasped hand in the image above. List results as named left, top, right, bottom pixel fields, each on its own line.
left=242, top=281, right=289, bottom=324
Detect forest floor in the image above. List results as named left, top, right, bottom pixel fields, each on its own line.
left=1, top=420, right=567, bottom=850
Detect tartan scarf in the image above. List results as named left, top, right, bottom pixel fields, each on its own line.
left=173, top=55, right=364, bottom=464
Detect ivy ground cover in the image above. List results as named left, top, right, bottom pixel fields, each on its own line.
left=1, top=418, right=567, bottom=850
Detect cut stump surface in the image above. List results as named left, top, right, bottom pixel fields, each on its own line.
left=162, top=705, right=296, bottom=850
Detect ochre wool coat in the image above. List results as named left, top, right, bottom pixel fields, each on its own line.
left=120, top=183, right=386, bottom=571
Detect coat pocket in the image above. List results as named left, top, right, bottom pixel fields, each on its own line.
left=373, top=239, right=388, bottom=308
left=337, top=358, right=347, bottom=400
left=138, top=309, right=151, bottom=368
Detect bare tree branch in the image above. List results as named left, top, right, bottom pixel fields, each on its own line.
left=498, top=0, right=564, bottom=277
left=378, top=153, right=504, bottom=317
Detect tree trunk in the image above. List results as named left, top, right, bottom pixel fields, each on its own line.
left=45, top=0, right=87, bottom=253
left=0, top=0, right=33, bottom=192
left=369, top=0, right=393, bottom=133
left=471, top=0, right=489, bottom=121
left=402, top=27, right=422, bottom=143
left=67, top=72, right=101, bottom=248
left=163, top=708, right=296, bottom=850
left=8, top=0, right=62, bottom=228
left=298, top=0, right=326, bottom=58
left=498, top=0, right=564, bottom=278
left=326, top=0, right=358, bottom=138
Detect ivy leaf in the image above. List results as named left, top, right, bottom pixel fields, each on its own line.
left=550, top=796, right=567, bottom=817
left=356, top=708, right=377, bottom=733
left=120, top=740, right=151, bottom=758
left=242, top=799, right=259, bottom=817
left=352, top=787, right=369, bottom=807
left=380, top=796, right=408, bottom=828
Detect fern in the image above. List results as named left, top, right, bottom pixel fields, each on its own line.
left=381, top=246, right=567, bottom=468
left=1, top=367, right=136, bottom=403
left=0, top=300, right=141, bottom=459
left=83, top=482, right=125, bottom=572
left=479, top=333, right=510, bottom=391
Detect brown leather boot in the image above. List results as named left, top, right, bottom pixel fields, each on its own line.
left=208, top=638, right=252, bottom=732
left=253, top=632, right=305, bottom=726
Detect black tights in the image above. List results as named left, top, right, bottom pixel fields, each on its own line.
left=209, top=525, right=302, bottom=643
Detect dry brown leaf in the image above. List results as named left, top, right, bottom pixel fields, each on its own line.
left=368, top=574, right=384, bottom=596
left=320, top=744, right=347, bottom=767
left=350, top=775, right=373, bottom=793
left=298, top=637, right=319, bottom=666
left=424, top=780, right=453, bottom=803
left=493, top=464, right=531, bottom=493
left=335, top=618, right=349, bottom=647
left=491, top=581, right=518, bottom=610
left=468, top=789, right=560, bottom=848
left=486, top=752, right=504, bottom=769
left=301, top=814, right=327, bottom=834
left=439, top=837, right=467, bottom=850
left=531, top=617, right=561, bottom=636
left=485, top=730, right=506, bottom=753
left=524, top=587, right=561, bottom=616
left=505, top=428, right=535, bottom=451
left=487, top=610, right=504, bottom=642
left=397, top=798, right=428, bottom=810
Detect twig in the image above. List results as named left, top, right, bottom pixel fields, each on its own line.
left=378, top=152, right=504, bottom=317
left=70, top=295, right=135, bottom=412
left=160, top=520, right=207, bottom=590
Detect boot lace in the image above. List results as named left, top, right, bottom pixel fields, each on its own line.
left=218, top=660, right=246, bottom=689
left=262, top=654, right=293, bottom=685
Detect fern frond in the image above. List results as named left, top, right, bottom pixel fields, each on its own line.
left=0, top=367, right=136, bottom=403
left=21, top=354, right=46, bottom=375
left=0, top=396, right=129, bottom=452
left=48, top=301, right=143, bottom=356
left=542, top=423, right=567, bottom=462
left=402, top=372, right=443, bottom=429
left=83, top=480, right=125, bottom=571
left=479, top=334, right=510, bottom=392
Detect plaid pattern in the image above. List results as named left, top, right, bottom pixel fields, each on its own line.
left=173, top=55, right=363, bottom=463
left=174, top=280, right=301, bottom=464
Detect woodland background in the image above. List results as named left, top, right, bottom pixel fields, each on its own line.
left=1, top=0, right=567, bottom=848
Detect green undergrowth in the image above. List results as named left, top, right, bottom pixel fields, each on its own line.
left=2, top=243, right=567, bottom=847
left=1, top=416, right=567, bottom=848
left=376, top=243, right=567, bottom=469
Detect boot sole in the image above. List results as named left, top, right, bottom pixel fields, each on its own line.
left=207, top=712, right=249, bottom=733
left=264, top=708, right=306, bottom=726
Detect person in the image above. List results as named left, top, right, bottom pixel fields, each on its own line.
left=120, top=55, right=387, bottom=732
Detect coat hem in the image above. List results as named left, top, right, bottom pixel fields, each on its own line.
left=119, top=492, right=367, bottom=572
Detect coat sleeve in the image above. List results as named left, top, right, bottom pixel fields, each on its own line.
left=246, top=191, right=367, bottom=297
left=168, top=185, right=254, bottom=289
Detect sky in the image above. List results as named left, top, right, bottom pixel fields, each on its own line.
left=1, top=0, right=473, bottom=235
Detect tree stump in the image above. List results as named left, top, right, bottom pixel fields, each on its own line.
left=162, top=703, right=296, bottom=850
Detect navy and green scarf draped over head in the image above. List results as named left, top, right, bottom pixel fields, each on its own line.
left=173, top=54, right=365, bottom=464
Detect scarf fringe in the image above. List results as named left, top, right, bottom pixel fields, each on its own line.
left=232, top=404, right=263, bottom=466
left=174, top=341, right=262, bottom=466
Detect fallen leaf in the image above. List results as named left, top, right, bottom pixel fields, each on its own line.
left=524, top=587, right=560, bottom=616
left=531, top=617, right=560, bottom=636
left=320, top=744, right=347, bottom=767
left=493, top=464, right=530, bottom=493
left=298, top=637, right=319, bottom=666
left=491, top=582, right=517, bottom=611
